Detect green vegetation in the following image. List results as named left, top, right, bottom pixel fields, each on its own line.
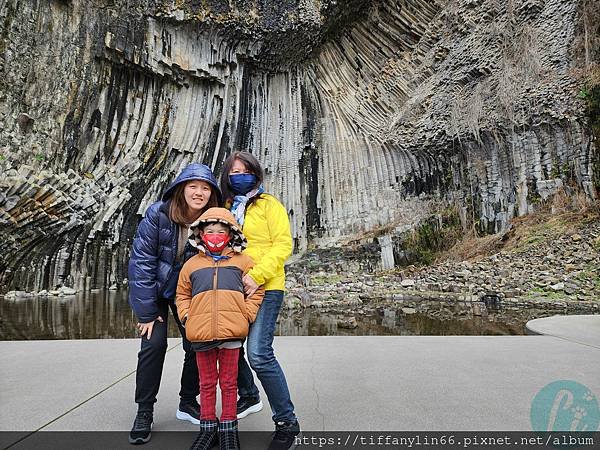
left=510, top=215, right=570, bottom=253
left=524, top=235, right=544, bottom=245
left=578, top=65, right=600, bottom=190
left=310, top=274, right=343, bottom=286
left=585, top=85, right=600, bottom=191
left=526, top=287, right=564, bottom=300
left=403, top=207, right=463, bottom=266
left=593, top=236, right=600, bottom=251
left=549, top=161, right=573, bottom=180
left=579, top=87, right=591, bottom=100
left=304, top=260, right=321, bottom=270
left=587, top=86, right=600, bottom=132
left=527, top=187, right=542, bottom=205
left=575, top=265, right=600, bottom=294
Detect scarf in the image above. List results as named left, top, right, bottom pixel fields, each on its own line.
left=206, top=252, right=231, bottom=263
left=231, top=184, right=264, bottom=227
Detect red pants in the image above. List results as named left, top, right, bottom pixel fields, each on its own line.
left=195, top=347, right=240, bottom=421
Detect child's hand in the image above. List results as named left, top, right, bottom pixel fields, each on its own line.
left=242, top=274, right=259, bottom=297
left=137, top=316, right=163, bottom=340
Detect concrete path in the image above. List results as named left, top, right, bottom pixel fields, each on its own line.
left=525, top=314, right=600, bottom=348
left=1, top=316, right=599, bottom=448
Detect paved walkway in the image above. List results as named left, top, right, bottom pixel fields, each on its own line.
left=525, top=314, right=600, bottom=348
left=1, top=315, right=599, bottom=449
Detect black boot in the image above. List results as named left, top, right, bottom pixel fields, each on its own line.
left=218, top=419, right=240, bottom=450
left=190, top=419, right=219, bottom=450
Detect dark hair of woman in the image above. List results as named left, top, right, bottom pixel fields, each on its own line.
left=168, top=182, right=218, bottom=225
left=220, top=151, right=265, bottom=204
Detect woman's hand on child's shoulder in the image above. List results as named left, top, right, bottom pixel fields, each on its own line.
left=242, top=274, right=259, bottom=297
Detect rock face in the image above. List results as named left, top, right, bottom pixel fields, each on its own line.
left=284, top=216, right=600, bottom=312
left=0, top=0, right=597, bottom=291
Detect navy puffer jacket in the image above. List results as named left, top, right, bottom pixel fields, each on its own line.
left=128, top=164, right=222, bottom=323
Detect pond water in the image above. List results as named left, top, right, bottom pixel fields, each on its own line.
left=0, top=289, right=554, bottom=340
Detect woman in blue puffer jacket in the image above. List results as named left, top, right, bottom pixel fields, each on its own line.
left=127, top=163, right=222, bottom=445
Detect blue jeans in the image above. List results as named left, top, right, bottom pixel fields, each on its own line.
left=237, top=290, right=297, bottom=423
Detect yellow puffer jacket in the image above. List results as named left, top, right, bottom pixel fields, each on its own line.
left=241, top=194, right=293, bottom=291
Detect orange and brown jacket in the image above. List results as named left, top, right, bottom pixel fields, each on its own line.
left=176, top=208, right=264, bottom=343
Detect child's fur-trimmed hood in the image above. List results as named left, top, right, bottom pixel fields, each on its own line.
left=189, top=207, right=247, bottom=254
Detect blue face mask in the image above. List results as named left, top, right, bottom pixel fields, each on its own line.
left=229, top=173, right=257, bottom=195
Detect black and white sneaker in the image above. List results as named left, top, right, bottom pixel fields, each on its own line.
left=236, top=396, right=263, bottom=419
left=177, top=400, right=201, bottom=425
left=129, top=411, right=153, bottom=445
left=267, top=420, right=300, bottom=450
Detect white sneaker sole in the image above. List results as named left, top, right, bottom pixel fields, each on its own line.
left=176, top=409, right=200, bottom=425
left=237, top=400, right=264, bottom=419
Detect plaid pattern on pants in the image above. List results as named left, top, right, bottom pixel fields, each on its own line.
left=196, top=347, right=240, bottom=421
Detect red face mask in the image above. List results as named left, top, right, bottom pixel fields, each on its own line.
left=201, top=233, right=231, bottom=252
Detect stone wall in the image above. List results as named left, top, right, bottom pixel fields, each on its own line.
left=0, top=0, right=596, bottom=291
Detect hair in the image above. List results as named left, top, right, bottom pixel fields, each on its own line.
left=199, top=221, right=231, bottom=232
left=220, top=151, right=264, bottom=204
left=168, top=181, right=219, bottom=225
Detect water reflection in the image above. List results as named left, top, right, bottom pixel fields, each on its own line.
left=1, top=290, right=537, bottom=340
left=0, top=290, right=180, bottom=340
left=275, top=306, right=527, bottom=337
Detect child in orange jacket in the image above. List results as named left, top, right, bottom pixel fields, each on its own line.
left=177, top=207, right=264, bottom=450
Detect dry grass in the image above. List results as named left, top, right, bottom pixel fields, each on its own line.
left=499, top=188, right=598, bottom=255
left=496, top=24, right=543, bottom=125
left=450, top=18, right=544, bottom=142
left=581, top=0, right=600, bottom=69
left=548, top=187, right=594, bottom=215
left=438, top=231, right=504, bottom=262
left=439, top=188, right=599, bottom=262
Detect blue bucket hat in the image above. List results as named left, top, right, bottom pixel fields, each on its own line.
left=161, top=163, right=222, bottom=205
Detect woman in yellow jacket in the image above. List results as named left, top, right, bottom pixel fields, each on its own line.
left=220, top=152, right=300, bottom=450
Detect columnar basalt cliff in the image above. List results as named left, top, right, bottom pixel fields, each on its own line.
left=0, top=0, right=597, bottom=292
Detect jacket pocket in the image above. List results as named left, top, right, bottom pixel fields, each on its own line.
left=185, top=313, right=212, bottom=342
left=233, top=295, right=250, bottom=321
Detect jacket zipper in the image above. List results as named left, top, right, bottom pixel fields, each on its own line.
left=212, top=259, right=220, bottom=339
left=159, top=217, right=178, bottom=298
